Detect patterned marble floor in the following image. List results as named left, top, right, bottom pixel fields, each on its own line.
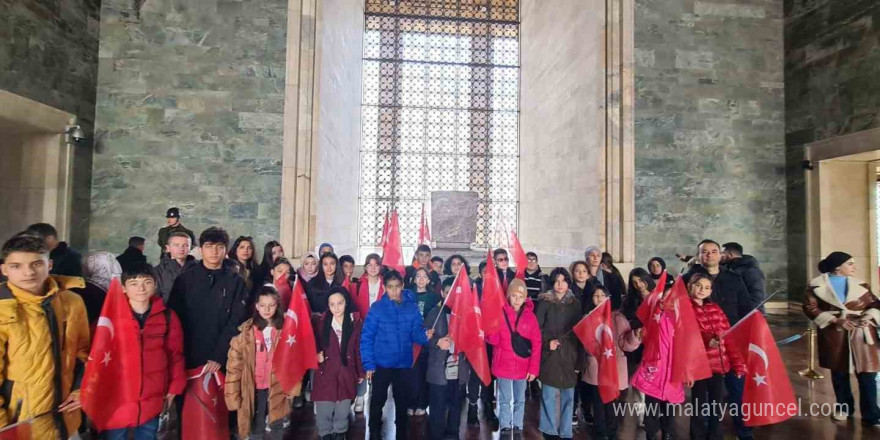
left=283, top=309, right=878, bottom=439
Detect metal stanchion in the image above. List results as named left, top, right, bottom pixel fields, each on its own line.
left=798, top=325, right=825, bottom=380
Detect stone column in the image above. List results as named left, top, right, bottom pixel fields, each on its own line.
left=281, top=0, right=319, bottom=260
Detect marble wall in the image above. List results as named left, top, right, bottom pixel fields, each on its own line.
left=785, top=0, right=880, bottom=297
left=519, top=0, right=606, bottom=266
left=90, top=0, right=288, bottom=261
left=313, top=0, right=363, bottom=259
left=0, top=0, right=101, bottom=248
left=633, top=0, right=788, bottom=296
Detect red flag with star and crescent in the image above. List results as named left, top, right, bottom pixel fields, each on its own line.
left=80, top=278, right=139, bottom=431
left=724, top=310, right=796, bottom=426
left=182, top=369, right=229, bottom=439
left=273, top=277, right=318, bottom=393
left=381, top=211, right=405, bottom=275
left=509, top=231, right=528, bottom=281
left=481, top=249, right=506, bottom=335
left=418, top=203, right=432, bottom=245
left=573, top=299, right=619, bottom=403
left=666, top=276, right=712, bottom=383
left=447, top=270, right=491, bottom=385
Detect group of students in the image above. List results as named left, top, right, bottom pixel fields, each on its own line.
left=1, top=216, right=879, bottom=440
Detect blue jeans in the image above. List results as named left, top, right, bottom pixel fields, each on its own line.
left=724, top=372, right=752, bottom=439
left=539, top=384, right=574, bottom=438
left=105, top=417, right=159, bottom=440
left=497, top=378, right=527, bottom=430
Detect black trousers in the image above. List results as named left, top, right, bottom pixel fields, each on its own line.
left=644, top=395, right=678, bottom=439
left=583, top=382, right=618, bottom=439
left=370, top=367, right=413, bottom=439
left=466, top=345, right=495, bottom=408
left=690, top=373, right=724, bottom=440
left=408, top=350, right=430, bottom=410
left=428, top=380, right=461, bottom=440
left=831, top=371, right=880, bottom=424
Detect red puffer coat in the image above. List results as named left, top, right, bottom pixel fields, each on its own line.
left=692, top=299, right=745, bottom=375
left=104, top=296, right=186, bottom=430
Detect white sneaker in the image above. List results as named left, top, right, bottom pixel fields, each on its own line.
left=407, top=409, right=414, bottom=416
left=354, top=396, right=365, bottom=413
left=414, top=408, right=426, bottom=416
left=832, top=409, right=847, bottom=421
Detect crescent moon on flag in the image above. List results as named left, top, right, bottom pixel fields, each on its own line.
left=748, top=343, right=769, bottom=370
left=202, top=374, right=212, bottom=394
left=97, top=317, right=115, bottom=340
left=595, top=323, right=614, bottom=344
left=286, top=309, right=298, bottom=326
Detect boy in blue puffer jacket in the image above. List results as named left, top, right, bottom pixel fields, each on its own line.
left=360, top=270, right=434, bottom=439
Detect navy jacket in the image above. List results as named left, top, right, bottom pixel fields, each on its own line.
left=360, top=289, right=430, bottom=371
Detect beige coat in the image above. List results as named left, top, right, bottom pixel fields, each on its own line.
left=803, top=274, right=880, bottom=373
left=225, top=319, right=291, bottom=438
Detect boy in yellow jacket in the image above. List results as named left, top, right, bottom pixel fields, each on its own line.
left=0, top=235, right=90, bottom=439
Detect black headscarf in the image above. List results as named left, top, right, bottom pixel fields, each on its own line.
left=647, top=257, right=667, bottom=279
left=818, top=252, right=852, bottom=274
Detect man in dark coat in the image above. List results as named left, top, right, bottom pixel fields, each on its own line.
left=116, top=236, right=148, bottom=273
left=157, top=207, right=196, bottom=255
left=494, top=249, right=517, bottom=291
left=722, top=242, right=767, bottom=312
left=683, top=239, right=757, bottom=440
left=25, top=223, right=83, bottom=277
left=167, top=227, right=248, bottom=372
left=154, top=232, right=197, bottom=302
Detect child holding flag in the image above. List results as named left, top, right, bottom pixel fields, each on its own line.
left=630, top=282, right=682, bottom=440
left=688, top=273, right=745, bottom=439
left=225, top=286, right=290, bottom=439
left=580, top=285, right=641, bottom=440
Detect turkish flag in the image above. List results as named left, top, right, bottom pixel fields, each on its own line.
left=481, top=249, right=506, bottom=334
left=381, top=210, right=405, bottom=275
left=636, top=271, right=666, bottom=366
left=182, top=369, right=229, bottom=440
left=573, top=300, right=620, bottom=403
left=448, top=271, right=491, bottom=385
left=509, top=231, right=528, bottom=281
left=666, top=276, right=712, bottom=383
left=380, top=209, right=390, bottom=248
left=273, top=278, right=318, bottom=393
left=418, top=203, right=432, bottom=245
left=275, top=274, right=292, bottom=311
left=81, top=279, right=140, bottom=431
left=0, top=419, right=31, bottom=440
left=725, top=310, right=796, bottom=426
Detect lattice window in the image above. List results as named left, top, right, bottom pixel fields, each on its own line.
left=359, top=0, right=520, bottom=248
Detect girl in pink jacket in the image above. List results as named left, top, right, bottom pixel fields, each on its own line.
left=485, top=279, right=542, bottom=434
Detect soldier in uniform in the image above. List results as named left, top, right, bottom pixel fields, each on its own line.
left=157, top=207, right=195, bottom=256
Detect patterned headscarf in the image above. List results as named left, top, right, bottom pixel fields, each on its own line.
left=83, top=251, right=122, bottom=291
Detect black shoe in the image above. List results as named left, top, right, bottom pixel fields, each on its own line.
left=334, top=433, right=347, bottom=440
left=467, top=404, right=479, bottom=426
left=488, top=413, right=499, bottom=431
left=293, top=395, right=304, bottom=408
left=542, top=434, right=560, bottom=440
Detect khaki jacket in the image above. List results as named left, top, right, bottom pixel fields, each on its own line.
left=0, top=276, right=91, bottom=439
left=804, top=274, right=880, bottom=373
left=225, top=319, right=290, bottom=438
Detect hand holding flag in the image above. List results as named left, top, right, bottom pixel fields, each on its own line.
left=573, top=300, right=620, bottom=403
left=273, top=278, right=318, bottom=393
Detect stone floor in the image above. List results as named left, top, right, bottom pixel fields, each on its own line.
left=283, top=309, right=878, bottom=439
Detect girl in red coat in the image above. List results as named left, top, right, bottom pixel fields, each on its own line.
left=312, top=287, right=364, bottom=440
left=688, top=273, right=746, bottom=440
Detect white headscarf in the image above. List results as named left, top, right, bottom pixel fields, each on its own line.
left=83, top=251, right=122, bottom=291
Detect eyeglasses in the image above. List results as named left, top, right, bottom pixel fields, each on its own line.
left=496, top=258, right=509, bottom=262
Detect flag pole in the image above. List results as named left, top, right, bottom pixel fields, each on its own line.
left=430, top=267, right=464, bottom=330
left=719, top=290, right=780, bottom=339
